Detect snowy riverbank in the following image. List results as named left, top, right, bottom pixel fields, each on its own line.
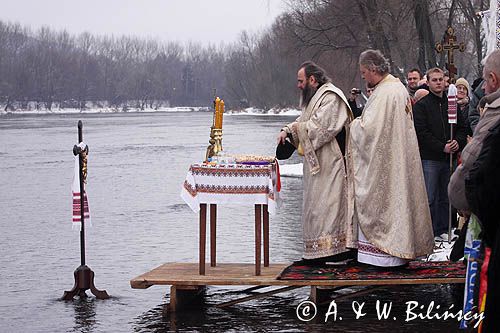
left=0, top=106, right=301, bottom=116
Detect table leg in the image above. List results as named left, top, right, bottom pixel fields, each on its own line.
left=255, top=204, right=262, bottom=276
left=199, top=204, right=207, bottom=275
left=263, top=204, right=269, bottom=267
left=210, top=204, right=217, bottom=267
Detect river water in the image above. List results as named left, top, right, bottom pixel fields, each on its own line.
left=0, top=112, right=465, bottom=332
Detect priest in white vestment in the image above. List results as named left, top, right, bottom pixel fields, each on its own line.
left=277, top=61, right=355, bottom=262
left=348, top=50, right=434, bottom=267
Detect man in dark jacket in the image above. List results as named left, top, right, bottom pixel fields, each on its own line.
left=448, top=49, right=500, bottom=333
left=468, top=77, right=485, bottom=132
left=465, top=119, right=500, bottom=333
left=413, top=67, right=468, bottom=238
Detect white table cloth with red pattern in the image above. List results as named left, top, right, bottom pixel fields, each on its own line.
left=180, top=162, right=280, bottom=275
left=181, top=163, right=279, bottom=215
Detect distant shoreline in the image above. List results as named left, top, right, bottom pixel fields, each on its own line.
left=0, top=106, right=301, bottom=116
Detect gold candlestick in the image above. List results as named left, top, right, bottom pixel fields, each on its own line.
left=205, top=126, right=216, bottom=162
left=205, top=97, right=224, bottom=161
left=213, top=128, right=223, bottom=154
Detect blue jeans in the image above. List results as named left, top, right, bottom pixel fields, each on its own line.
left=421, top=160, right=450, bottom=236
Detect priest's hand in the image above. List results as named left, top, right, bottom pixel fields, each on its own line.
left=277, top=130, right=288, bottom=145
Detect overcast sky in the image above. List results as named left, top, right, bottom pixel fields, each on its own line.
left=1, top=0, right=287, bottom=45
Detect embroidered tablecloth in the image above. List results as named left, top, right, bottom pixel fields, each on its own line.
left=181, top=163, right=279, bottom=215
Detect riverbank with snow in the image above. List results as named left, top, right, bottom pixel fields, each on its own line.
left=0, top=106, right=301, bottom=116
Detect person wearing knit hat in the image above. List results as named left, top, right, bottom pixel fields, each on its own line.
left=456, top=77, right=470, bottom=93
left=456, top=77, right=472, bottom=136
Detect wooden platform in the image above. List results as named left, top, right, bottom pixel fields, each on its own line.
left=130, top=262, right=465, bottom=289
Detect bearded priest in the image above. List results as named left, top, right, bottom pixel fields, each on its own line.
left=277, top=61, right=355, bottom=263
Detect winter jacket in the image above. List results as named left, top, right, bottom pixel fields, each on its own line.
left=413, top=91, right=468, bottom=162
left=469, top=82, right=485, bottom=132
left=448, top=89, right=500, bottom=211
left=465, top=118, right=500, bottom=247
left=465, top=118, right=500, bottom=333
left=458, top=102, right=472, bottom=137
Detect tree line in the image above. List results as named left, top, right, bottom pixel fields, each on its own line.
left=0, top=0, right=489, bottom=111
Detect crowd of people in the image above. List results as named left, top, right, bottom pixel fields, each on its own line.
left=277, top=49, right=500, bottom=332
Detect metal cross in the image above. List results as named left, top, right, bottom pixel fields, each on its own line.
left=435, top=26, right=465, bottom=84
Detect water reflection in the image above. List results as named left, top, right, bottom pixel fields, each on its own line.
left=132, top=284, right=465, bottom=332
left=71, top=298, right=97, bottom=333
left=0, top=113, right=467, bottom=332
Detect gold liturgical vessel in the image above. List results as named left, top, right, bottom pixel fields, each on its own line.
left=206, top=97, right=225, bottom=161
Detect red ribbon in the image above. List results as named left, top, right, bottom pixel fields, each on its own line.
left=275, top=160, right=281, bottom=192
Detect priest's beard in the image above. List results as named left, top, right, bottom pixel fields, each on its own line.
left=300, top=83, right=317, bottom=108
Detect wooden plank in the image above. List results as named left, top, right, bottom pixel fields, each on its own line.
left=310, top=286, right=351, bottom=304
left=312, top=286, right=386, bottom=305
left=130, top=263, right=465, bottom=289
left=215, top=286, right=301, bottom=308
left=241, top=285, right=270, bottom=293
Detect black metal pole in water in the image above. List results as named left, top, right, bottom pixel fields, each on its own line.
left=78, top=120, right=86, bottom=266
left=62, top=120, right=109, bottom=300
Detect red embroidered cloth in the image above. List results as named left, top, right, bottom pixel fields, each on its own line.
left=181, top=163, right=280, bottom=215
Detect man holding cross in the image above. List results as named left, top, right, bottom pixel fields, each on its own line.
left=413, top=68, right=468, bottom=239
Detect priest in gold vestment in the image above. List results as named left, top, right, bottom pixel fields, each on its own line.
left=277, top=61, right=355, bottom=261
left=348, top=50, right=434, bottom=267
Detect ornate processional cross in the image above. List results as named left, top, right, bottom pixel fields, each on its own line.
left=435, top=26, right=465, bottom=84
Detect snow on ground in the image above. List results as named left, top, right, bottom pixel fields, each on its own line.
left=426, top=239, right=455, bottom=262
left=0, top=106, right=301, bottom=116
left=0, top=106, right=210, bottom=115
left=226, top=107, right=301, bottom=116
left=279, top=163, right=303, bottom=178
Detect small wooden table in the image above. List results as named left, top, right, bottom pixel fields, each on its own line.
left=181, top=163, right=279, bottom=276
left=198, top=203, right=269, bottom=276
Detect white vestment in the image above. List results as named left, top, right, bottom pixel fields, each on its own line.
left=348, top=74, right=434, bottom=266
left=287, top=82, right=354, bottom=259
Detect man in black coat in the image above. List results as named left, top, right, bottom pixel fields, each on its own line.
left=468, top=77, right=485, bottom=132
left=465, top=119, right=500, bottom=333
left=413, top=67, right=468, bottom=239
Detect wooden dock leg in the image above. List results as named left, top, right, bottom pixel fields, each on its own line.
left=310, top=286, right=332, bottom=305
left=263, top=204, right=269, bottom=267
left=199, top=204, right=207, bottom=275
left=167, top=285, right=206, bottom=313
left=255, top=204, right=262, bottom=276
left=210, top=204, right=217, bottom=267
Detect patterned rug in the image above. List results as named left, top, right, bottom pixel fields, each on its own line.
left=277, top=261, right=465, bottom=280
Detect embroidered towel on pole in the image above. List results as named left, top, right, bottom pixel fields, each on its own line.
left=72, top=143, right=91, bottom=230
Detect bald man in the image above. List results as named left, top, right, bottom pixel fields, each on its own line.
left=414, top=88, right=429, bottom=103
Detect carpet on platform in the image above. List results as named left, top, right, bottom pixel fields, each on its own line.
left=277, top=260, right=465, bottom=280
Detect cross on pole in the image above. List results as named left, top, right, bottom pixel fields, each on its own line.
left=435, top=26, right=465, bottom=84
